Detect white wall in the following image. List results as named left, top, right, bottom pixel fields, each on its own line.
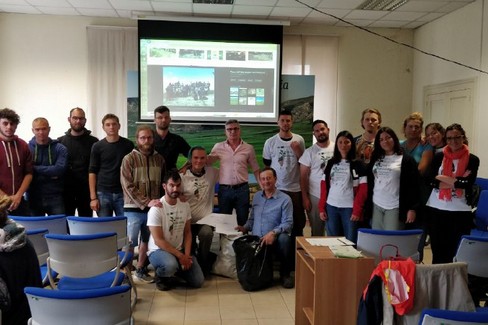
left=0, top=13, right=414, bottom=143
left=284, top=25, right=414, bottom=137
left=413, top=0, right=487, bottom=176
left=0, top=14, right=136, bottom=140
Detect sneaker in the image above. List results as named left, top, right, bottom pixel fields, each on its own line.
left=134, top=267, right=155, bottom=283
left=155, top=277, right=173, bottom=291
left=281, top=275, right=294, bottom=289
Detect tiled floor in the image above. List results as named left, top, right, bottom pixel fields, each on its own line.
left=132, top=239, right=433, bottom=324
left=132, top=275, right=295, bottom=325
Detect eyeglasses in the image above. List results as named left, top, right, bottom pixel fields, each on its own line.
left=226, top=127, right=240, bottom=132
left=70, top=116, right=86, bottom=121
left=446, top=135, right=463, bottom=141
left=138, top=136, right=153, bottom=140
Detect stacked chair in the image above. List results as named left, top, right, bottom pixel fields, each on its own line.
left=66, top=216, right=137, bottom=309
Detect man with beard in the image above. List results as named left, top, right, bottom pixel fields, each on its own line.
left=58, top=107, right=98, bottom=216
left=354, top=108, right=382, bottom=163
left=147, top=169, right=204, bottom=291
left=153, top=106, right=191, bottom=170
left=263, top=110, right=305, bottom=237
left=0, top=108, right=33, bottom=215
left=299, top=120, right=334, bottom=236
left=121, top=125, right=165, bottom=283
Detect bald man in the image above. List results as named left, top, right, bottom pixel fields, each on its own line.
left=28, top=117, right=68, bottom=215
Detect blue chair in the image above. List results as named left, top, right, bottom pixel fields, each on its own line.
left=26, top=228, right=57, bottom=286
left=45, top=232, right=125, bottom=290
left=66, top=216, right=137, bottom=308
left=419, top=308, right=488, bottom=324
left=476, top=177, right=488, bottom=192
left=356, top=228, right=423, bottom=264
left=9, top=215, right=67, bottom=234
left=25, top=285, right=133, bottom=325
left=474, top=190, right=488, bottom=232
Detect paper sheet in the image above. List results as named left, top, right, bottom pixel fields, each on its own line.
left=305, top=237, right=355, bottom=247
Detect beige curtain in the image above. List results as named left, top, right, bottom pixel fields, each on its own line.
left=87, top=26, right=137, bottom=138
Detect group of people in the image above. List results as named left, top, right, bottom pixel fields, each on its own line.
left=316, top=109, right=479, bottom=267
left=0, top=104, right=480, bottom=320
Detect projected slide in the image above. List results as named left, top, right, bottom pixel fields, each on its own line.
left=140, top=39, right=280, bottom=123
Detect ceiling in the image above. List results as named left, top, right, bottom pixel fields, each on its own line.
left=0, top=0, right=476, bottom=29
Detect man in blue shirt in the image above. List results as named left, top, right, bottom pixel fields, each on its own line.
left=236, top=167, right=294, bottom=288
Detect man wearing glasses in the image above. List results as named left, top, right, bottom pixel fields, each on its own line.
left=209, top=119, right=260, bottom=226
left=58, top=107, right=98, bottom=217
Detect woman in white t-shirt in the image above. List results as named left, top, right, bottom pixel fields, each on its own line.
left=319, top=131, right=367, bottom=243
left=366, top=127, right=420, bottom=231
left=425, top=123, right=479, bottom=264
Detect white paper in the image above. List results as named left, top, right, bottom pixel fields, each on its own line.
left=196, top=213, right=240, bottom=235
left=305, top=237, right=355, bottom=247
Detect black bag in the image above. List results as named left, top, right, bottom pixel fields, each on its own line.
left=232, top=235, right=274, bottom=291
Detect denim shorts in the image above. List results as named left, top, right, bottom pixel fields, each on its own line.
left=125, top=210, right=150, bottom=247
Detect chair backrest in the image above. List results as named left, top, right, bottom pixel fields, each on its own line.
left=419, top=308, right=488, bottom=324
left=25, top=285, right=132, bottom=325
left=453, top=235, right=488, bottom=277
left=475, top=190, right=488, bottom=231
left=357, top=228, right=423, bottom=264
left=67, top=216, right=128, bottom=250
left=476, top=177, right=488, bottom=192
left=9, top=215, right=67, bottom=234
left=45, top=232, right=119, bottom=278
left=26, top=228, right=49, bottom=266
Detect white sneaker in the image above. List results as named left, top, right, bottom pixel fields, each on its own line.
left=133, top=267, right=155, bottom=283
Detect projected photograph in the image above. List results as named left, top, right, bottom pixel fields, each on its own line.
left=207, top=50, right=223, bottom=61
left=248, top=51, right=273, bottom=61
left=163, top=67, right=215, bottom=107
left=226, top=51, right=246, bottom=61
left=150, top=48, right=177, bottom=58
left=179, top=49, right=205, bottom=59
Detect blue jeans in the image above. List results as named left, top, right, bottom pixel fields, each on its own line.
left=326, top=204, right=358, bottom=243
left=125, top=210, right=150, bottom=247
left=97, top=191, right=124, bottom=217
left=218, top=184, right=250, bottom=226
left=148, top=249, right=204, bottom=288
left=29, top=195, right=65, bottom=216
left=271, top=233, right=293, bottom=276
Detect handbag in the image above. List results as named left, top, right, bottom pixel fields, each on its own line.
left=379, top=244, right=408, bottom=262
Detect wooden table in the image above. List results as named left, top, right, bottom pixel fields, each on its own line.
left=295, top=237, right=375, bottom=325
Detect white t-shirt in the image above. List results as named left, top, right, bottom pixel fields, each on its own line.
left=372, top=154, right=403, bottom=210
left=147, top=197, right=192, bottom=254
left=426, top=159, right=472, bottom=212
left=327, top=160, right=354, bottom=208
left=298, top=142, right=334, bottom=198
left=263, top=133, right=305, bottom=192
left=180, top=167, right=219, bottom=222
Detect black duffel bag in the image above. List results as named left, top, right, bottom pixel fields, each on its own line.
left=232, top=235, right=274, bottom=291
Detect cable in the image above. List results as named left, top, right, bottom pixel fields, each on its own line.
left=294, top=0, right=488, bottom=75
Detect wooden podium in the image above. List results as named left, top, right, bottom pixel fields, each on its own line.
left=295, top=237, right=375, bottom=325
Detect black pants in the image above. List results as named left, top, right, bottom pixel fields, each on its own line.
left=427, top=206, right=473, bottom=264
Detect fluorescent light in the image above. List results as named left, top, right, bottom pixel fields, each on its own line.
left=357, top=0, right=409, bottom=11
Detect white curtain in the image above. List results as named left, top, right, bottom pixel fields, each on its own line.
left=283, top=35, right=338, bottom=134
left=87, top=26, right=137, bottom=138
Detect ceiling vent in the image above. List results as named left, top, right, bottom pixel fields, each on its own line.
left=357, top=0, right=408, bottom=11
left=193, top=0, right=234, bottom=4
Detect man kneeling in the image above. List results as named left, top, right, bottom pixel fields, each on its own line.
left=147, top=170, right=204, bottom=291
left=236, top=167, right=294, bottom=288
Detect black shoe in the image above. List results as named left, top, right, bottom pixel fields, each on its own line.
left=156, top=277, right=173, bottom=291
left=281, top=275, right=294, bottom=289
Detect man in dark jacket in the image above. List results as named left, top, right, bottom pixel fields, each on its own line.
left=58, top=107, right=98, bottom=217
left=28, top=117, right=68, bottom=215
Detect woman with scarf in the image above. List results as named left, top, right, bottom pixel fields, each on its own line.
left=0, top=195, right=42, bottom=325
left=426, top=123, right=479, bottom=264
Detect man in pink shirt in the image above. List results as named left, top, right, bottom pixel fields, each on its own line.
left=209, top=119, right=260, bottom=226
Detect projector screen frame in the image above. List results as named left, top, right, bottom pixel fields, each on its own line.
left=138, top=19, right=283, bottom=125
